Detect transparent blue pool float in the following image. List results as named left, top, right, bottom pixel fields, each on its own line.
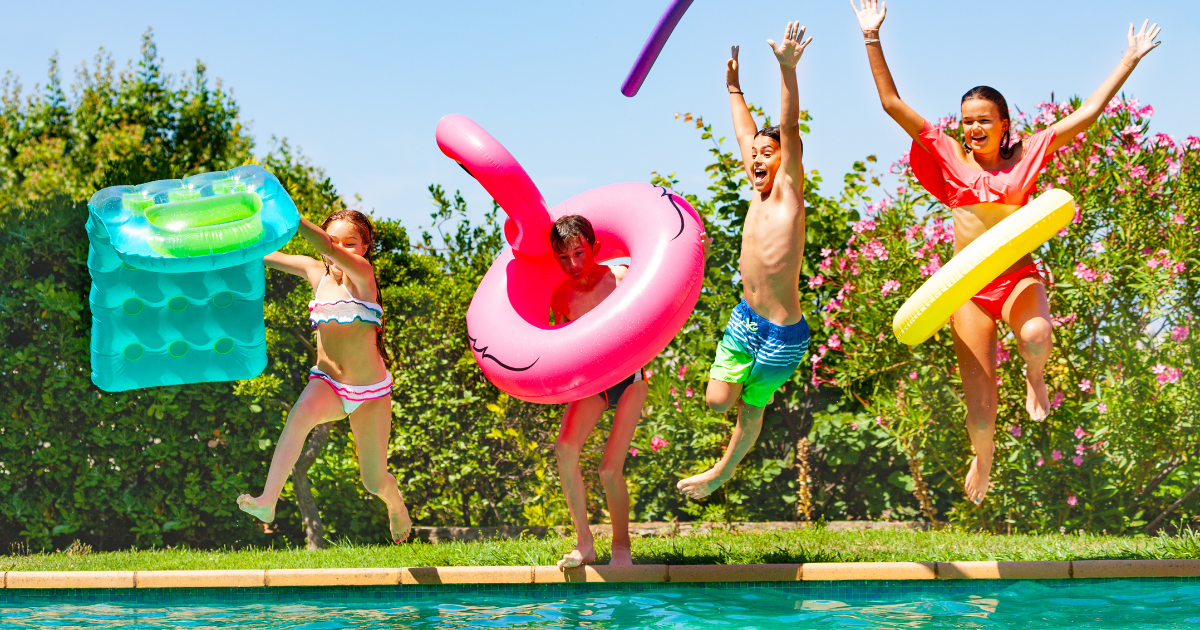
left=86, top=165, right=300, bottom=392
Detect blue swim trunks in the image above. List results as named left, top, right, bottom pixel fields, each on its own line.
left=709, top=299, right=811, bottom=407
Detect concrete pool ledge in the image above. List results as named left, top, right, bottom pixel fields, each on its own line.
left=3, top=560, right=1200, bottom=588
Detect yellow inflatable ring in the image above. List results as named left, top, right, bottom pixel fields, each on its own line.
left=893, top=189, right=1075, bottom=345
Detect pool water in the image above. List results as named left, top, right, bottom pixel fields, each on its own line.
left=2, top=579, right=1197, bottom=629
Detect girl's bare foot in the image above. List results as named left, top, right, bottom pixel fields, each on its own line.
left=964, top=447, right=993, bottom=504
left=389, top=501, right=412, bottom=543
left=610, top=542, right=633, bottom=566
left=677, top=468, right=727, bottom=499
left=1026, top=371, right=1051, bottom=421
left=237, top=494, right=276, bottom=523
left=557, top=543, right=597, bottom=569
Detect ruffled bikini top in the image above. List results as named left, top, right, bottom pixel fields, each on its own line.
left=910, top=120, right=1057, bottom=208
left=308, top=272, right=382, bottom=329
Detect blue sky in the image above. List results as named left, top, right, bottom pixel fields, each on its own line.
left=4, top=1, right=1195, bottom=233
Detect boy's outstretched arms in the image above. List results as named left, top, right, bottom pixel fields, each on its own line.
left=1045, top=19, right=1161, bottom=152
left=727, top=45, right=759, bottom=179
left=768, top=21, right=811, bottom=188
left=851, top=0, right=923, bottom=140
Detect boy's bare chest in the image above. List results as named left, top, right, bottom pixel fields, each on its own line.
left=742, top=199, right=804, bottom=263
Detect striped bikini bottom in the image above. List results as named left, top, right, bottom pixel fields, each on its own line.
left=308, top=367, right=393, bottom=414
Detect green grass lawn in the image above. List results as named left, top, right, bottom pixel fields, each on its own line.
left=5, top=527, right=1200, bottom=572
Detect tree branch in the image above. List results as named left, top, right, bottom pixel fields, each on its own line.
left=1144, top=478, right=1200, bottom=534
left=292, top=422, right=332, bottom=550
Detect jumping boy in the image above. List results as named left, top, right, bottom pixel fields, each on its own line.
left=548, top=215, right=648, bottom=568
left=677, top=21, right=813, bottom=500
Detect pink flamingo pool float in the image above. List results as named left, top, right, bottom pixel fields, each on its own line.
left=435, top=115, right=707, bottom=403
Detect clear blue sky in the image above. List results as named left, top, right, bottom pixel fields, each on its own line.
left=4, top=1, right=1195, bottom=232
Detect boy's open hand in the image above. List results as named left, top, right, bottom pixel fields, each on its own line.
left=768, top=22, right=812, bottom=69
left=851, top=0, right=886, bottom=34
left=726, top=46, right=740, bottom=89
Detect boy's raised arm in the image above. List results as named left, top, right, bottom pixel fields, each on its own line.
left=726, top=46, right=758, bottom=177
left=769, top=21, right=812, bottom=186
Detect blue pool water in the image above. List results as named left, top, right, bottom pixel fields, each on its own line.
left=2, top=579, right=1198, bottom=629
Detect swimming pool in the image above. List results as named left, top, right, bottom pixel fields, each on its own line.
left=2, top=578, right=1197, bottom=628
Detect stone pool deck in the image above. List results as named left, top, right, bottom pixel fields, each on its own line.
left=5, top=559, right=1200, bottom=588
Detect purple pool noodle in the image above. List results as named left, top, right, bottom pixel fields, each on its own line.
left=621, top=0, right=695, bottom=97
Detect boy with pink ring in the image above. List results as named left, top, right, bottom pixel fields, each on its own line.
left=549, top=215, right=649, bottom=569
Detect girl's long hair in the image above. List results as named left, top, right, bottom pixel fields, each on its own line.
left=320, top=209, right=390, bottom=364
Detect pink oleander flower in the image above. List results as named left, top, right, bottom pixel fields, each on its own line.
left=1067, top=495, right=1078, bottom=506
left=650, top=436, right=668, bottom=452
left=1073, top=263, right=1097, bottom=281
left=1078, top=379, right=1092, bottom=392
left=821, top=247, right=834, bottom=258
left=877, top=332, right=886, bottom=341
left=644, top=370, right=654, bottom=379
left=1155, top=365, right=1182, bottom=385
left=897, top=186, right=907, bottom=194
left=1173, top=214, right=1187, bottom=226
left=1052, top=313, right=1079, bottom=328
left=1052, top=450, right=1064, bottom=461
left=1010, top=425, right=1022, bottom=437
left=677, top=365, right=687, bottom=379
left=685, top=388, right=694, bottom=398
left=1090, top=242, right=1105, bottom=253
left=995, top=375, right=1003, bottom=386
left=1074, top=425, right=1086, bottom=439
left=863, top=239, right=889, bottom=261
left=1075, top=443, right=1086, bottom=454
left=1098, top=402, right=1108, bottom=414
left=1056, top=175, right=1068, bottom=185
left=919, top=255, right=943, bottom=278
left=875, top=416, right=887, bottom=427
left=1173, top=261, right=1187, bottom=274
left=1129, top=164, right=1148, bottom=180
left=1036, top=457, right=1045, bottom=467
left=852, top=219, right=877, bottom=233
left=996, top=342, right=1011, bottom=366
left=1072, top=209, right=1083, bottom=224
left=908, top=371, right=917, bottom=380
left=828, top=334, right=842, bottom=350
left=1172, top=326, right=1189, bottom=342
left=1051, top=392, right=1065, bottom=409
left=1102, top=272, right=1112, bottom=283
left=905, top=225, right=923, bottom=241
left=1057, top=227, right=1070, bottom=237
left=1148, top=257, right=1161, bottom=269
left=850, top=422, right=859, bottom=431
left=670, top=386, right=678, bottom=396
left=808, top=275, right=825, bottom=288
left=629, top=447, right=639, bottom=457
left=1072, top=455, right=1083, bottom=466
left=881, top=280, right=901, bottom=296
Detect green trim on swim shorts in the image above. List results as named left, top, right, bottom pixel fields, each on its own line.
left=709, top=334, right=790, bottom=407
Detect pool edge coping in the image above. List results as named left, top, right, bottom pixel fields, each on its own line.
left=4, top=559, right=1200, bottom=588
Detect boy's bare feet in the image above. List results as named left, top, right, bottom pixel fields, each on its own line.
left=236, top=494, right=276, bottom=523
left=610, top=541, right=633, bottom=566
left=389, top=500, right=412, bottom=543
left=557, top=543, right=597, bottom=569
left=1026, top=370, right=1050, bottom=422
left=677, top=467, right=727, bottom=500
left=964, top=444, right=994, bottom=504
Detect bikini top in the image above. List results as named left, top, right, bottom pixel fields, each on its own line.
left=910, top=120, right=1057, bottom=208
left=308, top=272, right=383, bottom=329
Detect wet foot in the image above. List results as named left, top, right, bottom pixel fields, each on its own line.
left=237, top=494, right=276, bottom=523
left=677, top=468, right=728, bottom=500
left=610, top=542, right=633, bottom=566
left=389, top=500, right=412, bottom=543
left=964, top=449, right=993, bottom=505
left=557, top=543, right=597, bottom=569
left=1026, top=371, right=1050, bottom=422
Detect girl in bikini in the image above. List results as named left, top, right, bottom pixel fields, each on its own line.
left=237, top=209, right=410, bottom=543
left=851, top=0, right=1161, bottom=503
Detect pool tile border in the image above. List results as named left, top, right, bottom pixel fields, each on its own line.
left=4, top=559, right=1200, bottom=588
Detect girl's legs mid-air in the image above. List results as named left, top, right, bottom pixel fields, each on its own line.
left=954, top=275, right=1053, bottom=504
left=346, top=394, right=411, bottom=543
left=238, top=379, right=346, bottom=522
left=238, top=379, right=410, bottom=543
